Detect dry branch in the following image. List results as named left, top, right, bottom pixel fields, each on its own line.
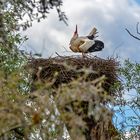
left=125, top=28, right=140, bottom=40
left=125, top=22, right=140, bottom=41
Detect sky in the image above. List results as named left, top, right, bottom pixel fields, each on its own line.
left=21, top=0, right=140, bottom=62
left=21, top=0, right=140, bottom=131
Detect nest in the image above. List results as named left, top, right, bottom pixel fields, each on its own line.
left=28, top=55, right=121, bottom=139
left=29, top=55, right=120, bottom=96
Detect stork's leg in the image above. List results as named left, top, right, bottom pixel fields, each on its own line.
left=82, top=52, right=84, bottom=57
left=82, top=52, right=86, bottom=58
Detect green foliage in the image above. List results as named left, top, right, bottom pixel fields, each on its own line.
left=0, top=1, right=68, bottom=139
left=0, top=0, right=67, bottom=31
left=119, top=59, right=140, bottom=94
left=0, top=28, right=30, bottom=93
left=119, top=60, right=140, bottom=109
left=118, top=60, right=140, bottom=139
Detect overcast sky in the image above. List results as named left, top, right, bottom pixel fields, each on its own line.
left=22, top=0, right=140, bottom=62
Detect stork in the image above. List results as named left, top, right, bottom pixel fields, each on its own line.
left=69, top=25, right=104, bottom=55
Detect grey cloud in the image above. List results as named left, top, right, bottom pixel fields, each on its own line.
left=21, top=0, right=140, bottom=61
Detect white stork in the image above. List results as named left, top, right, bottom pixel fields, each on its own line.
left=69, top=25, right=104, bottom=54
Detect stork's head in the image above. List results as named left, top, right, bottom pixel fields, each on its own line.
left=70, top=25, right=78, bottom=45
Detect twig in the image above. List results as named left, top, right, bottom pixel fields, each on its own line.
left=0, top=124, right=22, bottom=137
left=125, top=28, right=140, bottom=41
left=55, top=52, right=65, bottom=58
left=136, top=22, right=140, bottom=35
left=129, top=106, right=140, bottom=120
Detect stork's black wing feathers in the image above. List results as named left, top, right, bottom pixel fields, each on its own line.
left=87, top=40, right=104, bottom=52
left=87, top=35, right=94, bottom=40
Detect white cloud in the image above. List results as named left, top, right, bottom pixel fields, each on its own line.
left=21, top=0, right=140, bottom=61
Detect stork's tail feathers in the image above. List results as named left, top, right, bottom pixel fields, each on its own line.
left=87, top=27, right=98, bottom=40
left=88, top=27, right=97, bottom=36
left=87, top=40, right=104, bottom=52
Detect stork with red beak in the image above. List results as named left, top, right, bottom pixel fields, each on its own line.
left=69, top=25, right=104, bottom=54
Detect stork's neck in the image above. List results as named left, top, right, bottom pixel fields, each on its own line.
left=70, top=34, right=78, bottom=45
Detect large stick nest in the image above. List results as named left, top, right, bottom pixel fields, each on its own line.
left=28, top=55, right=121, bottom=139
left=29, top=55, right=120, bottom=96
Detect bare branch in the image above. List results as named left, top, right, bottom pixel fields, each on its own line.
left=130, top=106, right=140, bottom=120
left=125, top=28, right=140, bottom=41
left=136, top=22, right=140, bottom=35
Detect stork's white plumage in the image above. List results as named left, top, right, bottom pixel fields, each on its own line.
left=69, top=25, right=104, bottom=53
